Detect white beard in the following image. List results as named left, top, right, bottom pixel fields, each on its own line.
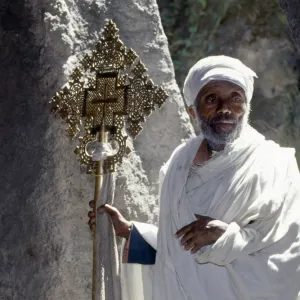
left=194, top=108, right=250, bottom=151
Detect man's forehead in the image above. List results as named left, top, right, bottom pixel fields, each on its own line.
left=199, top=80, right=245, bottom=95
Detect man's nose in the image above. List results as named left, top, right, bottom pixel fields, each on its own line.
left=217, top=102, right=231, bottom=115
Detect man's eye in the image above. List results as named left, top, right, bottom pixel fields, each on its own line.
left=232, top=97, right=241, bottom=102
left=206, top=96, right=217, bottom=103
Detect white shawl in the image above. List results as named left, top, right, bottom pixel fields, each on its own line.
left=122, top=126, right=300, bottom=300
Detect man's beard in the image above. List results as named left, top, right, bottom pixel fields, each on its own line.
left=195, top=113, right=246, bottom=151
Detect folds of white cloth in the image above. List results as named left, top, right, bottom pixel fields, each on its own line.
left=120, top=223, right=157, bottom=300
left=121, top=125, right=300, bottom=300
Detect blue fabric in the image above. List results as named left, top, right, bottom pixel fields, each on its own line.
left=127, top=224, right=156, bottom=265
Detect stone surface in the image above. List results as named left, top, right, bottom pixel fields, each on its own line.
left=0, top=1, right=193, bottom=299
left=280, top=0, right=300, bottom=51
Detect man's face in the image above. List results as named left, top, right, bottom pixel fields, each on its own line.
left=191, top=80, right=247, bottom=148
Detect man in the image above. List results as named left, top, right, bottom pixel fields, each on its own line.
left=88, top=56, right=300, bottom=300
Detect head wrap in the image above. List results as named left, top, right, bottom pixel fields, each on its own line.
left=183, top=55, right=257, bottom=107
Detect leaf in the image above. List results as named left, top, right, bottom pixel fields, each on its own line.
left=198, top=0, right=207, bottom=9
left=278, top=13, right=287, bottom=25
left=185, top=40, right=192, bottom=47
left=180, top=49, right=190, bottom=57
left=189, top=26, right=198, bottom=33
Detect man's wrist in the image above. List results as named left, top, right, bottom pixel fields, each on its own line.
left=207, top=220, right=228, bottom=243
left=124, top=222, right=133, bottom=240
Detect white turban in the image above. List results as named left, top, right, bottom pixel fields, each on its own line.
left=183, top=56, right=257, bottom=107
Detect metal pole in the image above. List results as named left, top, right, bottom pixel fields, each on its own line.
left=92, top=123, right=108, bottom=300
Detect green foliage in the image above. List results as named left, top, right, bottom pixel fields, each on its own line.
left=160, top=0, right=288, bottom=88
left=160, top=0, right=235, bottom=87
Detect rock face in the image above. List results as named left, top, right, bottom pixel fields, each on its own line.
left=0, top=1, right=193, bottom=299
left=280, top=0, right=300, bottom=51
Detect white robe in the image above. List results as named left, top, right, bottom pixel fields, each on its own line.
left=121, top=126, right=300, bottom=300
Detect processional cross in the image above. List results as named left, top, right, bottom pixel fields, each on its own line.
left=51, top=20, right=168, bottom=300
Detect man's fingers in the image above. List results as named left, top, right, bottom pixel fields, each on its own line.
left=97, top=204, right=118, bottom=216
left=88, top=211, right=95, bottom=218
left=175, top=223, right=193, bottom=238
left=180, top=232, right=194, bottom=246
left=90, top=224, right=96, bottom=232
left=192, top=237, right=208, bottom=253
left=183, top=238, right=196, bottom=251
left=90, top=202, right=118, bottom=216
left=190, top=244, right=201, bottom=254
left=88, top=217, right=95, bottom=226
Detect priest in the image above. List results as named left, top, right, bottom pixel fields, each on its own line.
left=88, top=56, right=300, bottom=300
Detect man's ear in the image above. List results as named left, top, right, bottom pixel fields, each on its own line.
left=188, top=106, right=196, bottom=120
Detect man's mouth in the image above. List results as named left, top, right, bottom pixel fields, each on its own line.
left=211, top=121, right=236, bottom=134
left=213, top=120, right=236, bottom=125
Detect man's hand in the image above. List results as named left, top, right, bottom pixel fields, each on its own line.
left=175, top=215, right=228, bottom=254
left=88, top=201, right=132, bottom=239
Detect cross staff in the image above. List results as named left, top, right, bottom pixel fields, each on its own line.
left=51, top=20, right=168, bottom=300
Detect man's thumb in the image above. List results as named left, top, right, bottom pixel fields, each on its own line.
left=97, top=204, right=117, bottom=216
